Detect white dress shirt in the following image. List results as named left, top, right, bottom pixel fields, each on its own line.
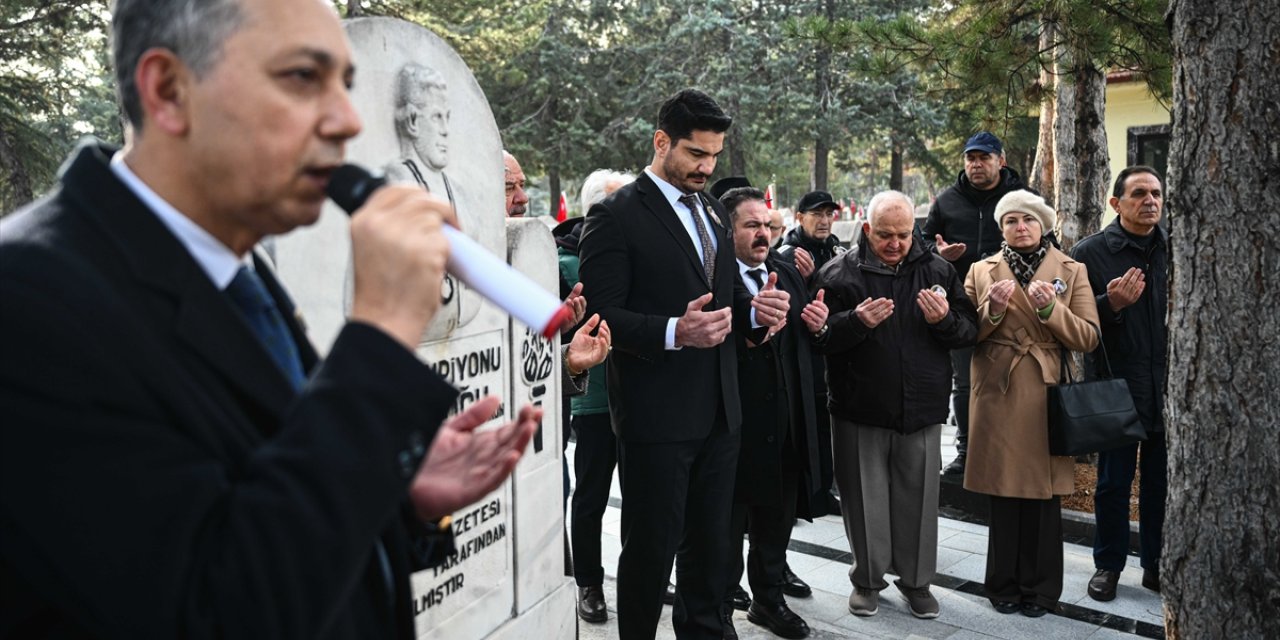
left=110, top=153, right=250, bottom=290
left=644, top=168, right=722, bottom=350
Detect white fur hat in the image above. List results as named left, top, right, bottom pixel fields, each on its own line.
left=993, top=189, right=1056, bottom=232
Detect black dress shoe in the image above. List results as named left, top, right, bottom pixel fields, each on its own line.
left=1020, top=602, right=1048, bottom=618
left=1087, top=568, right=1120, bottom=602
left=991, top=600, right=1020, bottom=614
left=729, top=585, right=752, bottom=611
left=721, top=610, right=739, bottom=640
left=662, top=580, right=677, bottom=605
left=577, top=585, right=608, bottom=623
left=1142, top=567, right=1161, bottom=593
left=782, top=566, right=812, bottom=598
left=941, top=454, right=966, bottom=475
left=746, top=601, right=810, bottom=639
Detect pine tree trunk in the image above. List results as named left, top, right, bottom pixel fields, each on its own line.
left=1053, top=50, right=1107, bottom=252
left=810, top=0, right=834, bottom=192
left=889, top=140, right=903, bottom=191
left=1163, top=2, right=1280, bottom=634
left=1029, top=17, right=1057, bottom=205
left=1051, top=48, right=1077, bottom=237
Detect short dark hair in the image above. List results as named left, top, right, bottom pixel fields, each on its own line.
left=720, top=186, right=765, bottom=225
left=1113, top=165, right=1163, bottom=198
left=113, top=0, right=246, bottom=129
left=657, top=89, right=732, bottom=143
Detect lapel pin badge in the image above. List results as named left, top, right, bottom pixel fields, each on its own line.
left=1052, top=278, right=1067, bottom=297
left=930, top=284, right=947, bottom=297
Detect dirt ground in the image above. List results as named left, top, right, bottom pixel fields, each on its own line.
left=1062, top=459, right=1141, bottom=521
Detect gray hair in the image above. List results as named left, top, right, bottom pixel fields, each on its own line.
left=580, top=169, right=635, bottom=215
left=865, top=190, right=915, bottom=226
left=394, top=63, right=447, bottom=134
left=113, top=0, right=246, bottom=129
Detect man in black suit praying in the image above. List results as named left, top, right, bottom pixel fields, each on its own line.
left=579, top=89, right=788, bottom=639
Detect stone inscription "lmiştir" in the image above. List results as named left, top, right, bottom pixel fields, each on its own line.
left=415, top=498, right=507, bottom=614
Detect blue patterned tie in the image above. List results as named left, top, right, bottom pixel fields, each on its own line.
left=224, top=266, right=306, bottom=390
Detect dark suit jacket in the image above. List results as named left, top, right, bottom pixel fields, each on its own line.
left=733, top=256, right=826, bottom=518
left=578, top=172, right=749, bottom=443
left=0, top=143, right=457, bottom=639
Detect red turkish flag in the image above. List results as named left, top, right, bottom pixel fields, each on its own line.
left=557, top=192, right=568, bottom=222
left=764, top=184, right=775, bottom=209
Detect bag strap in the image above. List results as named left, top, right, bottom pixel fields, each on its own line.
left=1061, top=322, right=1113, bottom=383
left=1090, top=322, right=1117, bottom=378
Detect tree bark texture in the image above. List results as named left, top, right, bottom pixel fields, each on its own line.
left=889, top=140, right=903, bottom=191
left=810, top=0, right=834, bottom=192
left=1054, top=55, right=1107, bottom=253
left=1164, top=0, right=1280, bottom=636
left=1029, top=17, right=1057, bottom=206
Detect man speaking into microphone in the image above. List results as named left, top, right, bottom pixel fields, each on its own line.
left=0, top=1, right=539, bottom=639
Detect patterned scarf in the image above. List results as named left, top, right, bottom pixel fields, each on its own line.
left=1001, top=238, right=1049, bottom=287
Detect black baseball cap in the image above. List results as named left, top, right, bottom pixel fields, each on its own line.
left=796, top=190, right=838, bottom=213
left=963, top=131, right=1003, bottom=155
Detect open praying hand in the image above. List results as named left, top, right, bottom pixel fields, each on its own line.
left=565, top=313, right=611, bottom=375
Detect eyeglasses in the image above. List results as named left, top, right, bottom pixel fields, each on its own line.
left=802, top=210, right=836, bottom=219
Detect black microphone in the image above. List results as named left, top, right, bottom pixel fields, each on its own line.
left=327, top=164, right=570, bottom=339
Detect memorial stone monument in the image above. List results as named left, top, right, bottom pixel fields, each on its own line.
left=272, top=17, right=574, bottom=640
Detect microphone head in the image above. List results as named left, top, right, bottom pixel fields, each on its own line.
left=327, top=164, right=387, bottom=214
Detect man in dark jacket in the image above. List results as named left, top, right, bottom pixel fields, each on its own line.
left=719, top=187, right=830, bottom=639
left=777, top=190, right=846, bottom=277
left=923, top=131, right=1028, bottom=474
left=815, top=190, right=977, bottom=620
left=1070, top=166, right=1169, bottom=601
left=0, top=0, right=541, bottom=637
left=776, top=190, right=847, bottom=519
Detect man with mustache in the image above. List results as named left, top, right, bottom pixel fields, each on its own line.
left=923, top=131, right=1029, bottom=476
left=579, top=89, right=787, bottom=639
left=720, top=186, right=829, bottom=639
left=1070, top=166, right=1169, bottom=602
left=814, top=190, right=976, bottom=620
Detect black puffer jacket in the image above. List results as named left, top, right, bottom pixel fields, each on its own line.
left=813, top=239, right=977, bottom=433
left=777, top=226, right=845, bottom=278
left=1070, top=219, right=1169, bottom=432
left=922, top=166, right=1028, bottom=279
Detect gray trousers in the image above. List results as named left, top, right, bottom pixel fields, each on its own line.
left=832, top=419, right=941, bottom=590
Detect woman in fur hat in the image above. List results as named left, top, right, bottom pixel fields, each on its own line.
left=963, top=189, right=1100, bottom=618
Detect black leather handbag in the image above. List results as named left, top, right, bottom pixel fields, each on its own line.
left=1047, top=335, right=1147, bottom=456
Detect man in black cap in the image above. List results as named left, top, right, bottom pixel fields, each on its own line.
left=776, top=190, right=844, bottom=524
left=778, top=190, right=845, bottom=281
left=922, top=131, right=1029, bottom=475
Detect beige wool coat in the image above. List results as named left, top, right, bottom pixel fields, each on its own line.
left=963, top=247, right=1100, bottom=499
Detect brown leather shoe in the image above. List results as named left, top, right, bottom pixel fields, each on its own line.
left=1088, top=569, right=1120, bottom=602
